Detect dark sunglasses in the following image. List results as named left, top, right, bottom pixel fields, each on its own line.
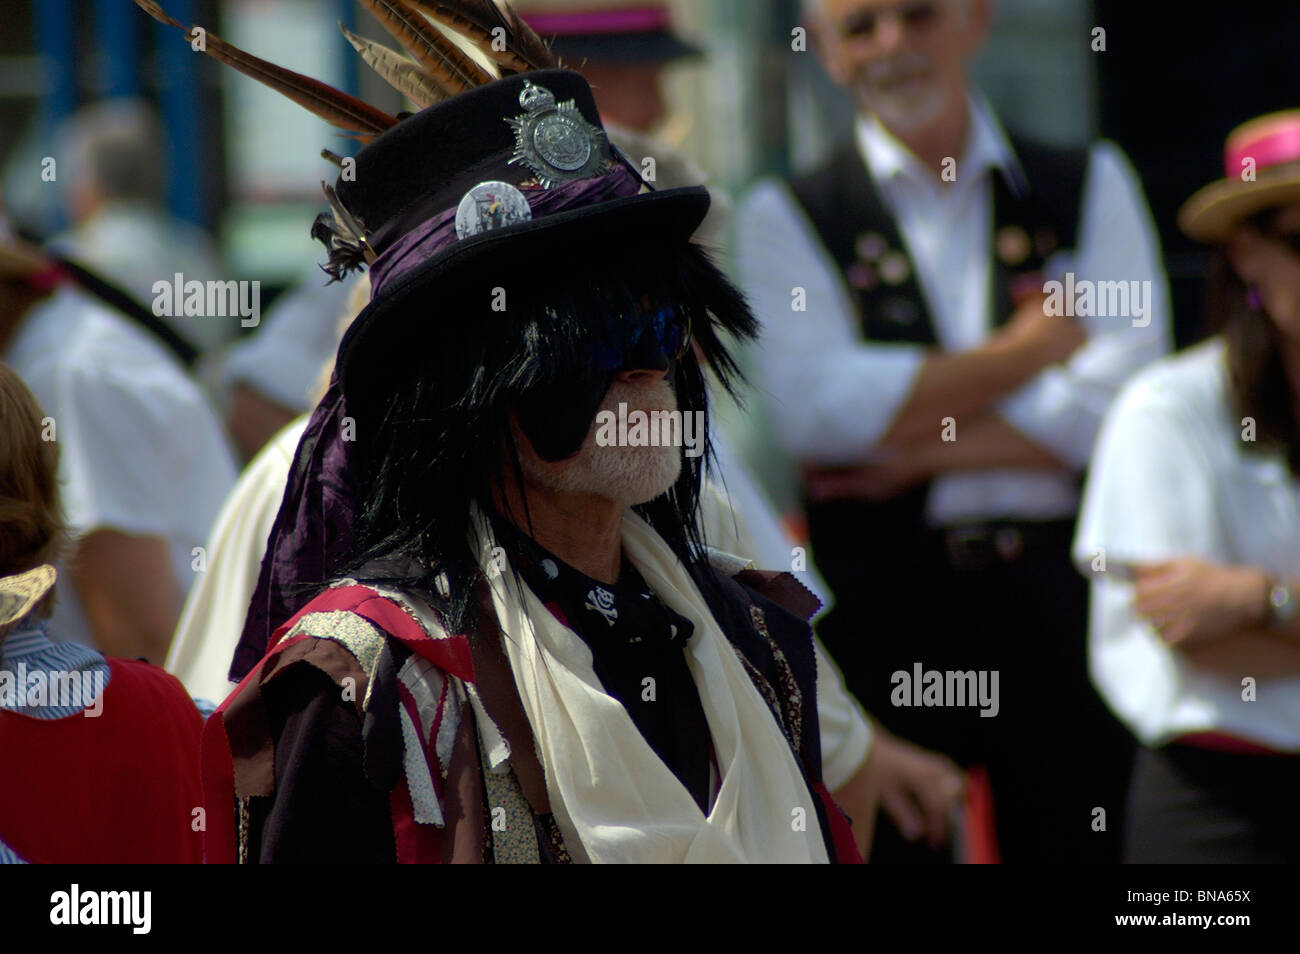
left=841, top=1, right=941, bottom=39
left=593, top=304, right=693, bottom=372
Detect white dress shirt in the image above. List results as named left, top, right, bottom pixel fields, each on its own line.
left=5, top=286, right=238, bottom=648
left=51, top=201, right=232, bottom=351
left=1073, top=338, right=1300, bottom=750
left=733, top=96, right=1171, bottom=524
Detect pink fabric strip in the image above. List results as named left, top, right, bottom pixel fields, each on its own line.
left=524, top=8, right=671, bottom=35
left=1224, top=123, right=1300, bottom=176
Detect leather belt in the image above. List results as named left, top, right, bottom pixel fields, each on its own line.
left=940, top=520, right=1073, bottom=572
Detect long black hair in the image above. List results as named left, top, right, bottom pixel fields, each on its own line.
left=335, top=239, right=758, bottom=634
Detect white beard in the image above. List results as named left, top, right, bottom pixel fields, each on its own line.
left=857, top=52, right=950, bottom=135
left=520, top=377, right=683, bottom=507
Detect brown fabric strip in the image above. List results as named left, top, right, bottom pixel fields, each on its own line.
left=735, top=568, right=823, bottom=622
left=466, top=580, right=552, bottom=814
left=226, top=638, right=370, bottom=798
left=440, top=699, right=487, bottom=864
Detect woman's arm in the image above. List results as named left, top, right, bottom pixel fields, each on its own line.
left=1132, top=557, right=1300, bottom=676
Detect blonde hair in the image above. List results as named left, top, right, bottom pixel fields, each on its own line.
left=0, top=363, right=66, bottom=614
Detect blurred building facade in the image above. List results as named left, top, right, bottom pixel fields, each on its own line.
left=4, top=0, right=1298, bottom=342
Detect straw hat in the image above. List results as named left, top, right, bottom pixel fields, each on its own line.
left=0, top=564, right=57, bottom=627
left=0, top=228, right=51, bottom=281
left=1179, top=109, right=1300, bottom=243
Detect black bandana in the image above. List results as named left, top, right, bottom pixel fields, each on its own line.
left=490, top=512, right=713, bottom=811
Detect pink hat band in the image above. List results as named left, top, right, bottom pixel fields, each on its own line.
left=523, top=7, right=671, bottom=36
left=1225, top=116, right=1300, bottom=178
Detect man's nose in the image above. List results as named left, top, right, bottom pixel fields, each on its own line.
left=875, top=14, right=907, bottom=55
left=616, top=325, right=670, bottom=378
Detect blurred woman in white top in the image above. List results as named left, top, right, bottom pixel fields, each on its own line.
left=1075, top=110, right=1300, bottom=863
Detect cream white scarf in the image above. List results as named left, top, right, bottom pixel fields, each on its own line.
left=472, top=506, right=828, bottom=864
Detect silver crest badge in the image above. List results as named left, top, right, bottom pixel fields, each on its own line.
left=505, top=80, right=607, bottom=189
left=455, top=181, right=533, bottom=240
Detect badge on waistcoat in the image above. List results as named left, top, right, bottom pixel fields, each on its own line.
left=847, top=262, right=877, bottom=291
left=853, top=230, right=911, bottom=288
left=995, top=225, right=1032, bottom=267
left=855, top=231, right=888, bottom=262
left=878, top=252, right=910, bottom=286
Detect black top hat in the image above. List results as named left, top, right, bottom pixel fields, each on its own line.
left=329, top=69, right=710, bottom=405
left=132, top=4, right=715, bottom=410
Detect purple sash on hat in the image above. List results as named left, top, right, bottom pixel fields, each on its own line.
left=229, top=376, right=357, bottom=682
left=368, top=164, right=642, bottom=298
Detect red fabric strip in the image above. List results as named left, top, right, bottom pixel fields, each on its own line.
left=962, top=764, right=1001, bottom=864
left=811, top=782, right=863, bottom=864
left=268, top=584, right=475, bottom=682
left=1176, top=731, right=1294, bottom=757
left=351, top=594, right=476, bottom=681
left=391, top=775, right=442, bottom=864
left=264, top=584, right=381, bottom=650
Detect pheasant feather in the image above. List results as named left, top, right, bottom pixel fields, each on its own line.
left=133, top=0, right=398, bottom=140
left=340, top=24, right=450, bottom=108
left=408, top=0, right=557, bottom=73
left=357, top=0, right=496, bottom=95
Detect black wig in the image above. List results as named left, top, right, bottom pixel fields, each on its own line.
left=335, top=238, right=758, bottom=634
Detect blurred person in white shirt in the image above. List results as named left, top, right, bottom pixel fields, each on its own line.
left=1076, top=109, right=1300, bottom=863
left=53, top=99, right=230, bottom=353
left=734, top=0, right=1171, bottom=861
left=0, top=211, right=236, bottom=663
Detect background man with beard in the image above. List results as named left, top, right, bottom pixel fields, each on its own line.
left=734, top=0, right=1170, bottom=861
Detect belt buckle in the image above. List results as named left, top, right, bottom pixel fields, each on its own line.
left=945, top=525, right=995, bottom=572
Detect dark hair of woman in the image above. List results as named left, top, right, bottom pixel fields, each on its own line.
left=0, top=362, right=67, bottom=617
left=334, top=240, right=758, bottom=635
left=1206, top=207, right=1300, bottom=472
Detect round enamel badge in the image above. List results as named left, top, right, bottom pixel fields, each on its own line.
left=455, top=181, right=533, bottom=240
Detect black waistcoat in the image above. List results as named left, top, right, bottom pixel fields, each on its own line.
left=784, top=133, right=1088, bottom=617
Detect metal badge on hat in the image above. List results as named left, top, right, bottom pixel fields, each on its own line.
left=505, top=80, right=608, bottom=189
left=455, top=181, right=534, bottom=240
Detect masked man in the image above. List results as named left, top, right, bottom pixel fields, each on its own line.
left=165, top=6, right=864, bottom=858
